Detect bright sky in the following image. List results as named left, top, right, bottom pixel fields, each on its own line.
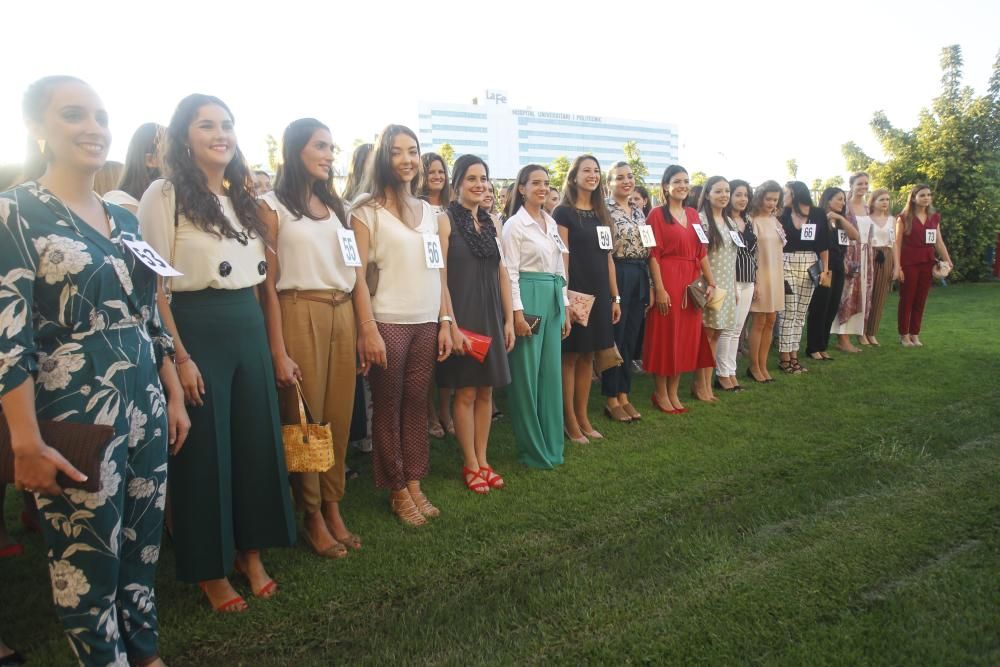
left=3, top=0, right=997, bottom=187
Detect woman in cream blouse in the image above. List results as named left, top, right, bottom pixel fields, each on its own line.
left=501, top=164, right=571, bottom=469
left=259, top=118, right=377, bottom=559
left=139, top=94, right=295, bottom=612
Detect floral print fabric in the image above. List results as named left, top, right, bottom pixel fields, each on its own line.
left=0, top=183, right=170, bottom=666
left=606, top=197, right=649, bottom=260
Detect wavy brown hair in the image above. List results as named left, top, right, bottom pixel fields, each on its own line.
left=420, top=152, right=451, bottom=205
left=750, top=180, right=782, bottom=217
left=559, top=155, right=612, bottom=227
left=369, top=124, right=422, bottom=203
left=165, top=93, right=263, bottom=240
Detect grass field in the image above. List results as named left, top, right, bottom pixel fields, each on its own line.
left=3, top=283, right=999, bottom=666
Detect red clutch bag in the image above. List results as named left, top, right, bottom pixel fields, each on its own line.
left=459, top=328, right=492, bottom=363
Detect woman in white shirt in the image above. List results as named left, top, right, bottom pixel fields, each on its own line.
left=102, top=122, right=163, bottom=213
left=139, top=94, right=296, bottom=612
left=352, top=125, right=454, bottom=526
left=502, top=165, right=571, bottom=469
left=259, top=118, right=379, bottom=559
left=864, top=188, right=895, bottom=345
left=419, top=152, right=454, bottom=439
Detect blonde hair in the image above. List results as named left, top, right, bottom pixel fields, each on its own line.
left=93, top=161, right=123, bottom=196
left=867, top=188, right=891, bottom=214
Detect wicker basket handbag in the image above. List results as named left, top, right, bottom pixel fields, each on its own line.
left=282, top=381, right=335, bottom=473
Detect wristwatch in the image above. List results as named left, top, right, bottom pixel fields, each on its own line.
left=612, top=295, right=621, bottom=304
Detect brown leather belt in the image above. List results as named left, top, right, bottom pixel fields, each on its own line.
left=278, top=289, right=352, bottom=307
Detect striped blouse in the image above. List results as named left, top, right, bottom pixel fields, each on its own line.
left=734, top=216, right=758, bottom=283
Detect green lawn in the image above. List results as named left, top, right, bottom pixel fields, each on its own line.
left=3, top=283, right=999, bottom=666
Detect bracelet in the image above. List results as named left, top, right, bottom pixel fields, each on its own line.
left=612, top=295, right=621, bottom=304
left=174, top=353, right=191, bottom=366
left=359, top=318, right=376, bottom=328
left=439, top=315, right=454, bottom=325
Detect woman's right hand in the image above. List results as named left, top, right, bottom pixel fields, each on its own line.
left=894, top=266, right=904, bottom=283
left=654, top=287, right=670, bottom=315
left=178, top=359, right=205, bottom=407
left=272, top=353, right=302, bottom=388
left=14, top=442, right=87, bottom=496
left=358, top=324, right=387, bottom=375
left=513, top=312, right=532, bottom=337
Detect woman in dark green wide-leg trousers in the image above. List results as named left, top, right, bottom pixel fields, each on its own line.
left=169, top=287, right=296, bottom=582
left=507, top=272, right=566, bottom=469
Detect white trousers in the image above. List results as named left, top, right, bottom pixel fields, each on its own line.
left=716, top=281, right=755, bottom=377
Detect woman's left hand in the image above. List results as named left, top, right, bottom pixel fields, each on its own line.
left=611, top=302, right=621, bottom=324
left=503, top=320, right=516, bottom=352
left=167, top=395, right=191, bottom=455
left=561, top=316, right=571, bottom=340
left=437, top=324, right=454, bottom=361
left=451, top=327, right=468, bottom=356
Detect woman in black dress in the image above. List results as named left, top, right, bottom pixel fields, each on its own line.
left=554, top=155, right=621, bottom=443
left=436, top=155, right=514, bottom=493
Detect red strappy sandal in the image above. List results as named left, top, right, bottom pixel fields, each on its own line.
left=479, top=465, right=505, bottom=490
left=463, top=466, right=490, bottom=494
left=198, top=582, right=247, bottom=613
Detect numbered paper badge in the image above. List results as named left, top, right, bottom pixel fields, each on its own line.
left=122, top=239, right=182, bottom=277
left=552, top=233, right=569, bottom=253
left=337, top=228, right=362, bottom=267
left=729, top=230, right=746, bottom=248
left=925, top=228, right=938, bottom=244
left=596, top=226, right=613, bottom=250
left=423, top=233, right=444, bottom=269
left=693, top=223, right=709, bottom=244
left=838, top=229, right=850, bottom=246
left=800, top=223, right=817, bottom=241
left=639, top=225, right=657, bottom=248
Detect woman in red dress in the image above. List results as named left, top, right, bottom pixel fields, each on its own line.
left=643, top=165, right=717, bottom=413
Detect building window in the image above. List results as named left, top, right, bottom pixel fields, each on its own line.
left=428, top=110, right=488, bottom=120
left=518, top=129, right=674, bottom=146
left=431, top=124, right=489, bottom=134
left=518, top=115, right=675, bottom=136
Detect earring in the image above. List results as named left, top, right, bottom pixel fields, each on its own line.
left=37, top=138, right=46, bottom=155
left=186, top=146, right=192, bottom=158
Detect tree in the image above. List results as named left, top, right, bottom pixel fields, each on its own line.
left=690, top=171, right=707, bottom=186
left=549, top=156, right=571, bottom=191
left=265, top=134, right=279, bottom=174
left=821, top=175, right=844, bottom=190
left=622, top=140, right=649, bottom=187
left=785, top=159, right=799, bottom=180
left=841, top=45, right=1000, bottom=280
left=438, top=143, right=455, bottom=168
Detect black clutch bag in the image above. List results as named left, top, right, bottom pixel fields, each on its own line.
left=522, top=314, right=542, bottom=335
left=807, top=261, right=822, bottom=286
left=0, top=415, right=114, bottom=492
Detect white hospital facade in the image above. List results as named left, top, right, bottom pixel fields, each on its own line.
left=418, top=91, right=678, bottom=181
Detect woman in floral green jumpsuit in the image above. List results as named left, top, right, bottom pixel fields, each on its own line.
left=0, top=77, right=187, bottom=667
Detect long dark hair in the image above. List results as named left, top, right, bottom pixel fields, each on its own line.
left=343, top=143, right=372, bottom=201
left=634, top=185, right=651, bottom=216
left=819, top=187, right=846, bottom=215
left=451, top=154, right=490, bottom=197
left=274, top=118, right=347, bottom=228
left=560, top=155, right=612, bottom=227
left=785, top=180, right=814, bottom=214
left=697, top=175, right=729, bottom=250
left=725, top=179, right=753, bottom=224
left=369, top=124, right=422, bottom=204
left=165, top=94, right=263, bottom=240
left=117, top=122, right=163, bottom=200
left=505, top=164, right=548, bottom=220
left=22, top=75, right=87, bottom=181
left=899, top=184, right=933, bottom=235
left=420, top=152, right=452, bottom=205
left=659, top=165, right=688, bottom=224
